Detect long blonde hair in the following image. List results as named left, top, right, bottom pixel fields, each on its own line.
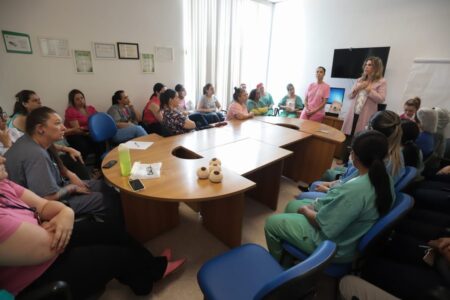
left=369, top=111, right=403, bottom=177
left=362, top=56, right=384, bottom=82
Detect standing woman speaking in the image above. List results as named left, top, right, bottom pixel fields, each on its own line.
left=342, top=57, right=387, bottom=138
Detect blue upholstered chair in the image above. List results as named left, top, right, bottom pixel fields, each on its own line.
left=282, top=192, right=414, bottom=278
left=394, top=166, right=417, bottom=192
left=88, top=112, right=117, bottom=159
left=297, top=167, right=418, bottom=200
left=197, top=241, right=336, bottom=300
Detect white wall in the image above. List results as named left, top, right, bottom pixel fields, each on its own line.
left=0, top=0, right=184, bottom=116
left=269, top=0, right=450, bottom=113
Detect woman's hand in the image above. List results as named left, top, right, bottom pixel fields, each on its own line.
left=315, top=184, right=330, bottom=192
left=66, top=171, right=89, bottom=189
left=0, top=128, right=12, bottom=148
left=437, top=165, right=450, bottom=175
left=42, top=207, right=74, bottom=252
left=429, top=237, right=450, bottom=263
left=63, top=146, right=84, bottom=163
left=297, top=205, right=314, bottom=215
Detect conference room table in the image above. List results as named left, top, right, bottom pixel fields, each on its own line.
left=102, top=117, right=344, bottom=247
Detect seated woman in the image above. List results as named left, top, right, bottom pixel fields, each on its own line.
left=0, top=155, right=185, bottom=299
left=174, top=84, right=193, bottom=113
left=308, top=110, right=405, bottom=195
left=142, top=83, right=166, bottom=134
left=247, top=88, right=270, bottom=116
left=278, top=83, right=303, bottom=118
left=0, top=106, right=21, bottom=156
left=174, top=84, right=209, bottom=128
left=196, top=83, right=225, bottom=123
left=5, top=107, right=106, bottom=217
left=265, top=130, right=394, bottom=262
left=64, top=89, right=105, bottom=167
left=7, top=90, right=89, bottom=180
left=399, top=97, right=421, bottom=122
left=415, top=107, right=437, bottom=159
left=227, top=87, right=254, bottom=120
left=400, top=119, right=423, bottom=172
left=107, top=90, right=147, bottom=143
left=256, top=83, right=275, bottom=115
left=160, top=89, right=196, bottom=135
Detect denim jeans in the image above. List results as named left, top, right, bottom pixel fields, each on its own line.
left=112, top=125, right=147, bottom=143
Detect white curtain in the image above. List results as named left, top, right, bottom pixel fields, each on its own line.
left=183, top=0, right=273, bottom=109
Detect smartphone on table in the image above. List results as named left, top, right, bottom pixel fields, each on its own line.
left=102, top=160, right=117, bottom=169
left=128, top=178, right=145, bottom=191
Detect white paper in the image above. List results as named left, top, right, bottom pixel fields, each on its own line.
left=130, top=162, right=162, bottom=179
left=124, top=141, right=153, bottom=150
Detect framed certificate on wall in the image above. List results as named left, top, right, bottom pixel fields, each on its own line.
left=117, top=42, right=139, bottom=59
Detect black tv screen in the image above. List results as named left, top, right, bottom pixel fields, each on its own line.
left=331, top=47, right=390, bottom=79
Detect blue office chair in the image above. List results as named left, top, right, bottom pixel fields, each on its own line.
left=282, top=192, right=414, bottom=278
left=88, top=112, right=118, bottom=159
left=394, top=166, right=417, bottom=192
left=197, top=241, right=336, bottom=300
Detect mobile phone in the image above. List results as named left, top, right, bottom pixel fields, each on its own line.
left=102, top=160, right=117, bottom=169
left=128, top=179, right=144, bottom=191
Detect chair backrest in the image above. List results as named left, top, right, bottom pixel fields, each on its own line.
left=88, top=112, right=117, bottom=142
left=357, top=192, right=414, bottom=255
left=394, top=166, right=417, bottom=192
left=256, top=241, right=337, bottom=300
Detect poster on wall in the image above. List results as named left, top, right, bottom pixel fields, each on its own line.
left=141, top=53, right=155, bottom=73
left=155, top=46, right=173, bottom=62
left=2, top=30, right=32, bottom=54
left=39, top=37, right=70, bottom=57
left=74, top=50, right=93, bottom=73
left=93, top=42, right=116, bottom=59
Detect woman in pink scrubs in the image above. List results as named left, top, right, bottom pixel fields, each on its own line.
left=300, top=66, right=330, bottom=122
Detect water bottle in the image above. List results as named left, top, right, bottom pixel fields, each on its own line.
left=118, top=143, right=131, bottom=176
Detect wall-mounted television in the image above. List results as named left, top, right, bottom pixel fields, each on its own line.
left=331, top=47, right=390, bottom=79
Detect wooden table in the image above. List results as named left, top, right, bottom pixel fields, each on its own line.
left=102, top=118, right=343, bottom=247
left=254, top=117, right=345, bottom=183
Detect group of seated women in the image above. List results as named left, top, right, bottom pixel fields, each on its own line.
left=264, top=99, right=450, bottom=298
left=0, top=106, right=186, bottom=298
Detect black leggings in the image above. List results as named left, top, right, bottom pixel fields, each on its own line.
left=21, top=220, right=167, bottom=299
left=66, top=135, right=106, bottom=167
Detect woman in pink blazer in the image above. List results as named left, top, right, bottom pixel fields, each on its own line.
left=342, top=57, right=387, bottom=136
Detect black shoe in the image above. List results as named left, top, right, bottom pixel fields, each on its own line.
left=298, top=183, right=309, bottom=192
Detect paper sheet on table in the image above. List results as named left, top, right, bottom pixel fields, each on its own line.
left=124, top=141, right=153, bottom=150
left=130, top=162, right=162, bottom=179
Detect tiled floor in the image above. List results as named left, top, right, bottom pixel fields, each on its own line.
left=100, top=176, right=337, bottom=300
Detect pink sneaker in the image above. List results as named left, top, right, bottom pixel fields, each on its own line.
left=160, top=248, right=172, bottom=261
left=163, top=258, right=186, bottom=278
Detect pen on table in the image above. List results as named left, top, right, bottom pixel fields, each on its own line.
left=134, top=142, right=140, bottom=148
left=418, top=245, right=431, bottom=249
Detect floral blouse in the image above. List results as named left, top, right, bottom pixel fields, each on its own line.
left=162, top=108, right=191, bottom=135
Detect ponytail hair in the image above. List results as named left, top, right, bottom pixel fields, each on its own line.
left=400, top=120, right=421, bottom=168
left=151, top=83, right=165, bottom=99
left=160, top=89, right=177, bottom=111
left=369, top=110, right=403, bottom=177
left=25, top=106, right=56, bottom=135
left=352, top=130, right=392, bottom=216
left=404, top=97, right=421, bottom=111
left=13, top=90, right=37, bottom=116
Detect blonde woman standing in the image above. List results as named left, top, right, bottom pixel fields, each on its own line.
left=342, top=57, right=387, bottom=136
